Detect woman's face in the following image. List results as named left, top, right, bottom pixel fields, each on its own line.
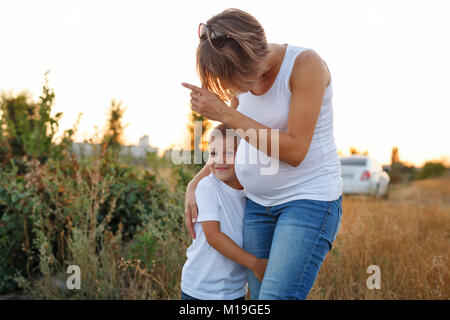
left=233, top=76, right=260, bottom=94
left=231, top=59, right=269, bottom=94
left=222, top=78, right=254, bottom=95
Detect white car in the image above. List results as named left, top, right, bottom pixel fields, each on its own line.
left=340, top=155, right=390, bottom=197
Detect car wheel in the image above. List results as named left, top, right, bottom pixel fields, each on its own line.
left=375, top=182, right=381, bottom=197
left=382, top=184, right=390, bottom=200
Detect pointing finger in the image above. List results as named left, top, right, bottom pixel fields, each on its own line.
left=182, top=82, right=208, bottom=95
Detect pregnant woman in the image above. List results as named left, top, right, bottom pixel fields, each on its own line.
left=182, top=8, right=343, bottom=300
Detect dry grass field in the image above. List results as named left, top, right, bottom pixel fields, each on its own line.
left=308, top=176, right=450, bottom=299
left=3, top=172, right=447, bottom=300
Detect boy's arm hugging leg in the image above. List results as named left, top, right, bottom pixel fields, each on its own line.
left=201, top=221, right=268, bottom=282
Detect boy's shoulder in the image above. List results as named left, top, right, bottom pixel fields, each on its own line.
left=195, top=174, right=219, bottom=197
left=195, top=174, right=221, bottom=221
left=197, top=173, right=218, bottom=190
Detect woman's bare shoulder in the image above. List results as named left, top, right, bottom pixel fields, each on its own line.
left=290, top=49, right=330, bottom=90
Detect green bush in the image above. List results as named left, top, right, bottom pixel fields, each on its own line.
left=0, top=149, right=169, bottom=293
left=416, top=161, right=447, bottom=180
left=0, top=166, right=36, bottom=292
left=8, top=156, right=189, bottom=299
left=0, top=73, right=75, bottom=170
left=0, top=73, right=191, bottom=298
left=98, top=153, right=168, bottom=240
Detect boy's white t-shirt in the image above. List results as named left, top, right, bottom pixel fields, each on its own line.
left=181, top=173, right=247, bottom=300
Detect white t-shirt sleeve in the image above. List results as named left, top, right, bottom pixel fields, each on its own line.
left=195, top=178, right=220, bottom=222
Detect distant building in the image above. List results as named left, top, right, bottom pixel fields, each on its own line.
left=71, top=141, right=99, bottom=156
left=121, top=135, right=158, bottom=158
left=72, top=135, right=158, bottom=158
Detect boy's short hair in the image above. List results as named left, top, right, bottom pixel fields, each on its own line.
left=207, top=124, right=240, bottom=149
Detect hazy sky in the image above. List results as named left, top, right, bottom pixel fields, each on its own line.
left=1, top=0, right=449, bottom=166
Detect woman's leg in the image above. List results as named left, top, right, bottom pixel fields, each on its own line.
left=180, top=290, right=200, bottom=300
left=258, top=196, right=342, bottom=300
left=243, top=198, right=277, bottom=300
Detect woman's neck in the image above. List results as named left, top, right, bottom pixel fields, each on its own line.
left=263, top=43, right=285, bottom=76
left=250, top=43, right=287, bottom=95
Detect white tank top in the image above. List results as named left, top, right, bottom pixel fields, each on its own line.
left=234, top=44, right=343, bottom=206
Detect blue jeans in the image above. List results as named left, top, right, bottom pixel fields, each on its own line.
left=180, top=290, right=246, bottom=300
left=243, top=195, right=343, bottom=300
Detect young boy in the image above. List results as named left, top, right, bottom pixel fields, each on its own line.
left=180, top=124, right=268, bottom=300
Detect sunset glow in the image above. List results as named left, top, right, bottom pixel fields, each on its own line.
left=1, top=0, right=449, bottom=166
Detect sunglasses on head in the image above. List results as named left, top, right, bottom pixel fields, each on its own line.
left=198, top=23, right=230, bottom=49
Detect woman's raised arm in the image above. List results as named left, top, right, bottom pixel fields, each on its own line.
left=182, top=50, right=330, bottom=167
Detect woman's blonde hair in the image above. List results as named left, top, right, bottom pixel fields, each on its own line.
left=196, top=8, right=269, bottom=102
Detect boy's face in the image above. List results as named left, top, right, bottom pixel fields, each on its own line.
left=207, top=135, right=238, bottom=182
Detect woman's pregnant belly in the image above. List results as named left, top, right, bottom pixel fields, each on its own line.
left=234, top=139, right=341, bottom=205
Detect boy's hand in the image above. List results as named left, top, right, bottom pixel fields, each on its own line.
left=253, top=258, right=269, bottom=283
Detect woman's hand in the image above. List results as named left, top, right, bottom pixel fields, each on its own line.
left=185, top=182, right=199, bottom=239
left=252, top=258, right=269, bottom=283
left=181, top=82, right=229, bottom=121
